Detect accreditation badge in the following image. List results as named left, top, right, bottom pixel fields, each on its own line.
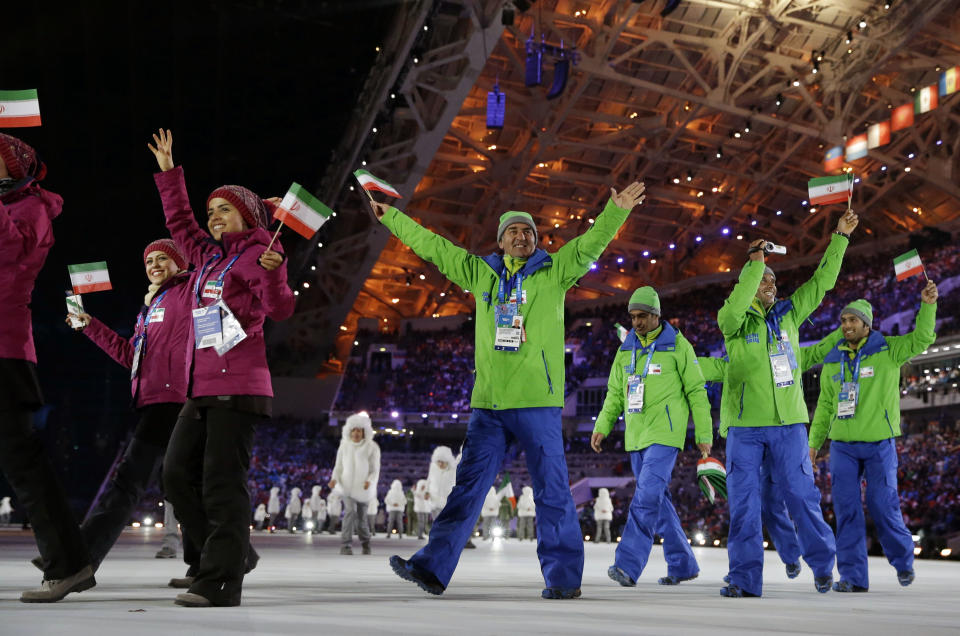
left=769, top=351, right=794, bottom=387
left=214, top=299, right=247, bottom=356
left=627, top=374, right=645, bottom=413
left=193, top=305, right=223, bottom=349
left=837, top=381, right=858, bottom=419
left=494, top=303, right=522, bottom=351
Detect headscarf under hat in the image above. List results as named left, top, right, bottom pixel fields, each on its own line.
left=0, top=132, right=46, bottom=182
left=206, top=184, right=274, bottom=230
left=143, top=238, right=188, bottom=271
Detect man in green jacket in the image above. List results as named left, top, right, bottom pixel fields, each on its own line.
left=718, top=209, right=858, bottom=598
left=592, top=287, right=712, bottom=588
left=809, top=280, right=938, bottom=592
left=372, top=182, right=647, bottom=599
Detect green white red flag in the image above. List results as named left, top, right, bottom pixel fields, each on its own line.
left=68, top=261, right=111, bottom=294
left=354, top=169, right=402, bottom=198
left=0, top=89, right=41, bottom=127
left=697, top=457, right=727, bottom=504
left=274, top=182, right=333, bottom=239
left=497, top=473, right=516, bottom=510
left=807, top=174, right=852, bottom=206
left=893, top=249, right=924, bottom=282
left=615, top=323, right=628, bottom=343
left=914, top=85, right=938, bottom=115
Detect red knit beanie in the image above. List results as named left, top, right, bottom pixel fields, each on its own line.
left=0, top=132, right=46, bottom=181
left=206, top=184, right=274, bottom=230
left=143, top=238, right=188, bottom=271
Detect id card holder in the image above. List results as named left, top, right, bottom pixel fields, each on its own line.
left=214, top=300, right=247, bottom=356
left=837, top=381, right=858, bottom=419
left=130, top=337, right=144, bottom=380
left=193, top=305, right=223, bottom=349
left=202, top=280, right=223, bottom=301
left=770, top=351, right=794, bottom=387
left=627, top=374, right=644, bottom=413
left=494, top=303, right=521, bottom=352
left=149, top=307, right=165, bottom=323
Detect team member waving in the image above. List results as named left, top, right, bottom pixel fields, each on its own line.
left=148, top=129, right=295, bottom=608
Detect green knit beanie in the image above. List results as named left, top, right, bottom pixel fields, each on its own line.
left=497, top=211, right=538, bottom=244
left=628, top=286, right=661, bottom=316
left=841, top=299, right=873, bottom=326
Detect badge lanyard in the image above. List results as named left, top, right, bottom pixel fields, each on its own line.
left=193, top=253, right=242, bottom=307
left=629, top=339, right=657, bottom=378
left=626, top=337, right=656, bottom=413
left=837, top=348, right=863, bottom=419
left=498, top=269, right=523, bottom=308
left=131, top=289, right=169, bottom=379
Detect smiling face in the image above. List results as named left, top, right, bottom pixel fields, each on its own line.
left=840, top=313, right=871, bottom=345
left=349, top=427, right=365, bottom=443
left=207, top=197, right=247, bottom=240
left=144, top=250, right=180, bottom=286
left=629, top=309, right=660, bottom=337
left=755, top=273, right=777, bottom=308
left=498, top=222, right=536, bottom=259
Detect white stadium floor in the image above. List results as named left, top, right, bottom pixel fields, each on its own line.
left=0, top=528, right=956, bottom=635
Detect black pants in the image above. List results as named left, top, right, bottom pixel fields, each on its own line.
left=163, top=403, right=261, bottom=606
left=0, top=406, right=90, bottom=579
left=80, top=402, right=183, bottom=571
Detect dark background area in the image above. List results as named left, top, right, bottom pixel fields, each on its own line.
left=2, top=0, right=400, bottom=509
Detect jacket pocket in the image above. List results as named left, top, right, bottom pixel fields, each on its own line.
left=541, top=349, right=554, bottom=394
left=737, top=383, right=746, bottom=419
left=884, top=409, right=895, bottom=436
left=665, top=405, right=673, bottom=432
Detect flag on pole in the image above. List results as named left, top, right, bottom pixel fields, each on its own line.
left=615, top=323, right=628, bottom=343
left=807, top=174, right=852, bottom=206
left=353, top=169, right=402, bottom=198
left=697, top=457, right=727, bottom=504
left=893, top=249, right=924, bottom=282
left=867, top=120, right=891, bottom=149
left=273, top=182, right=333, bottom=239
left=891, top=103, right=914, bottom=131
left=497, top=473, right=517, bottom=510
left=0, top=89, right=41, bottom=127
left=68, top=261, right=112, bottom=294
left=844, top=134, right=868, bottom=161
left=939, top=66, right=960, bottom=97
left=914, top=85, right=938, bottom=114
left=823, top=146, right=844, bottom=173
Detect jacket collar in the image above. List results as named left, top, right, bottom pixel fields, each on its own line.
left=620, top=321, right=678, bottom=351
left=204, top=227, right=272, bottom=255
left=824, top=329, right=888, bottom=363
left=748, top=297, right=793, bottom=320
left=482, top=248, right=552, bottom=277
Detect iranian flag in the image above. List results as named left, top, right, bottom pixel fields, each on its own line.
left=0, top=89, right=41, bottom=127
left=893, top=249, right=924, bottom=282
left=354, top=169, right=402, bottom=198
left=274, top=182, right=333, bottom=239
left=914, top=85, right=938, bottom=115
left=697, top=457, right=727, bottom=504
left=68, top=261, right=112, bottom=294
left=807, top=174, right=852, bottom=206
left=497, top=473, right=517, bottom=510
left=615, top=323, right=628, bottom=343
left=891, top=103, right=914, bottom=131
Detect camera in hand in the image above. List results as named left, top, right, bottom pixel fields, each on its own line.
left=761, top=241, right=786, bottom=255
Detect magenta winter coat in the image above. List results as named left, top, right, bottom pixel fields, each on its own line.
left=154, top=167, right=295, bottom=398
left=0, top=184, right=62, bottom=364
left=82, top=273, right=192, bottom=407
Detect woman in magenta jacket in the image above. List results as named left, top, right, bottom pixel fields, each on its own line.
left=65, top=239, right=199, bottom=575
left=0, top=132, right=94, bottom=603
left=148, top=129, right=295, bottom=607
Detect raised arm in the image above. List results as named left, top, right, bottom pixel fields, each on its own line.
left=800, top=327, right=843, bottom=371
left=553, top=183, right=643, bottom=288
left=247, top=241, right=296, bottom=322
left=717, top=255, right=765, bottom=337
left=886, top=280, right=938, bottom=365
left=788, top=210, right=857, bottom=323
left=80, top=315, right=138, bottom=370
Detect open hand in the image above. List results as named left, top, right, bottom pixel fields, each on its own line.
left=921, top=279, right=938, bottom=304
left=609, top=181, right=646, bottom=211
left=147, top=129, right=174, bottom=172
left=259, top=250, right=283, bottom=271
left=836, top=209, right=859, bottom=234
left=590, top=431, right=605, bottom=453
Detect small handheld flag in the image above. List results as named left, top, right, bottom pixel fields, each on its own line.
left=807, top=174, right=853, bottom=207
left=65, top=291, right=85, bottom=329
left=696, top=457, right=727, bottom=504
left=497, top=473, right=517, bottom=510
left=273, top=182, right=333, bottom=240
left=615, top=323, right=628, bottom=343
left=68, top=261, right=111, bottom=294
left=893, top=249, right=926, bottom=282
left=0, top=89, right=41, bottom=128
left=354, top=169, right=402, bottom=199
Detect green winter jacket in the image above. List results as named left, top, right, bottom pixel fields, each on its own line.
left=593, top=322, right=712, bottom=450
left=381, top=199, right=630, bottom=409
left=698, top=328, right=841, bottom=437
left=809, top=302, right=936, bottom=449
left=717, top=233, right=849, bottom=428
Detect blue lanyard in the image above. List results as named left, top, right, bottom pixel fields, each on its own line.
left=193, top=253, right=242, bottom=306
left=765, top=314, right=783, bottom=345
left=497, top=269, right=523, bottom=306
left=841, top=348, right=863, bottom=384
left=629, top=338, right=657, bottom=377
left=134, top=289, right=169, bottom=346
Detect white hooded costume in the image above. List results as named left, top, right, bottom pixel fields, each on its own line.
left=594, top=488, right=614, bottom=543
left=426, top=445, right=458, bottom=514
left=309, top=485, right=324, bottom=512
left=516, top=485, right=536, bottom=540
left=301, top=500, right=313, bottom=527
left=385, top=480, right=407, bottom=512
left=481, top=486, right=501, bottom=539
left=253, top=503, right=267, bottom=523
left=0, top=496, right=12, bottom=524
left=413, top=479, right=430, bottom=538
left=267, top=486, right=281, bottom=517
left=285, top=487, right=303, bottom=531
left=331, top=413, right=380, bottom=503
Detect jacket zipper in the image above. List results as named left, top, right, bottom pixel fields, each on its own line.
left=738, top=383, right=745, bottom=419
left=541, top=350, right=554, bottom=394
left=884, top=409, right=895, bottom=436
left=665, top=405, right=673, bottom=431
